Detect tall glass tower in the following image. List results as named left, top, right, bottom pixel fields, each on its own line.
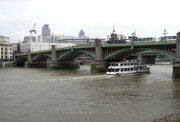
left=42, top=24, right=51, bottom=36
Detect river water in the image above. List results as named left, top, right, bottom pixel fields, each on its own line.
left=0, top=65, right=180, bottom=122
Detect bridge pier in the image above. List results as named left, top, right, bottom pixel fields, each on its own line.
left=173, top=32, right=180, bottom=78
left=28, top=50, right=32, bottom=62
left=24, top=50, right=34, bottom=68
left=51, top=45, right=57, bottom=62
left=91, top=39, right=107, bottom=73
left=137, top=52, right=143, bottom=64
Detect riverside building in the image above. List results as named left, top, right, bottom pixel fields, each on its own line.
left=0, top=36, right=12, bottom=61
left=13, top=42, right=75, bottom=53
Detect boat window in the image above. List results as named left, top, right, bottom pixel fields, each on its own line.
left=115, top=69, right=119, bottom=72
left=134, top=63, right=136, bottom=65
left=108, top=69, right=114, bottom=72
left=121, top=69, right=124, bottom=71
left=120, top=63, right=123, bottom=66
left=125, top=68, right=127, bottom=71
left=124, top=63, right=126, bottom=66
left=131, top=68, right=133, bottom=71
left=127, top=63, right=129, bottom=66
left=108, top=69, right=111, bottom=72
left=130, top=63, right=133, bottom=65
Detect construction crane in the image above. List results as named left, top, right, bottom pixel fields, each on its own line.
left=30, top=23, right=37, bottom=34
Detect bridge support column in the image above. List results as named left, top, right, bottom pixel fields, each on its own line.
left=173, top=32, right=180, bottom=78
left=28, top=50, right=32, bottom=62
left=91, top=39, right=107, bottom=73
left=51, top=45, right=57, bottom=62
left=24, top=50, right=33, bottom=68
left=137, top=52, right=143, bottom=64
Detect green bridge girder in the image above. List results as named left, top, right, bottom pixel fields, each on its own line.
left=58, top=50, right=96, bottom=61
left=15, top=41, right=176, bottom=62
left=104, top=48, right=176, bottom=61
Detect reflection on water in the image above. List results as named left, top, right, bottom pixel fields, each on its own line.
left=0, top=65, right=180, bottom=122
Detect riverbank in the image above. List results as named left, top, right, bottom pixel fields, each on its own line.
left=153, top=113, right=180, bottom=122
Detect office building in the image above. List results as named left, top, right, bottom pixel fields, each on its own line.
left=38, top=35, right=52, bottom=43
left=78, top=29, right=85, bottom=38
left=42, top=24, right=51, bottom=36
left=23, top=36, right=36, bottom=43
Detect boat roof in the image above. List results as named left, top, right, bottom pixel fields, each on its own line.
left=110, top=60, right=138, bottom=64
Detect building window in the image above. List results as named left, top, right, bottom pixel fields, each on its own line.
left=1, top=56, right=3, bottom=59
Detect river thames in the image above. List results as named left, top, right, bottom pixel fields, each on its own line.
left=0, top=65, right=180, bottom=122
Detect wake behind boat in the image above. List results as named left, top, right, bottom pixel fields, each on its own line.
left=106, top=60, right=150, bottom=75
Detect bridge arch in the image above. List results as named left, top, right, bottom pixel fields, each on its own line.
left=104, top=48, right=176, bottom=61
left=15, top=56, right=28, bottom=66
left=32, top=54, right=52, bottom=62
left=58, top=50, right=96, bottom=61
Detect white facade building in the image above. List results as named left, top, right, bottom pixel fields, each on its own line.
left=0, top=36, right=10, bottom=43
left=0, top=36, right=12, bottom=61
left=18, top=42, right=75, bottom=53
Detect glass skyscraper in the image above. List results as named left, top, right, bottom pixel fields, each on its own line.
left=42, top=24, right=51, bottom=36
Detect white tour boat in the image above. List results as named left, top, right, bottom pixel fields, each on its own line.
left=106, top=60, right=150, bottom=75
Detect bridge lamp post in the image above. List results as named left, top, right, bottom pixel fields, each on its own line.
left=163, top=29, right=168, bottom=43
left=71, top=39, right=74, bottom=52
left=130, top=37, right=134, bottom=50
left=130, top=32, right=136, bottom=49
left=40, top=45, right=41, bottom=52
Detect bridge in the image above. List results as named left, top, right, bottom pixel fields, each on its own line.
left=14, top=32, right=180, bottom=77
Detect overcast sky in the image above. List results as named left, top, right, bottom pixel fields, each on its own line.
left=0, top=0, right=180, bottom=42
